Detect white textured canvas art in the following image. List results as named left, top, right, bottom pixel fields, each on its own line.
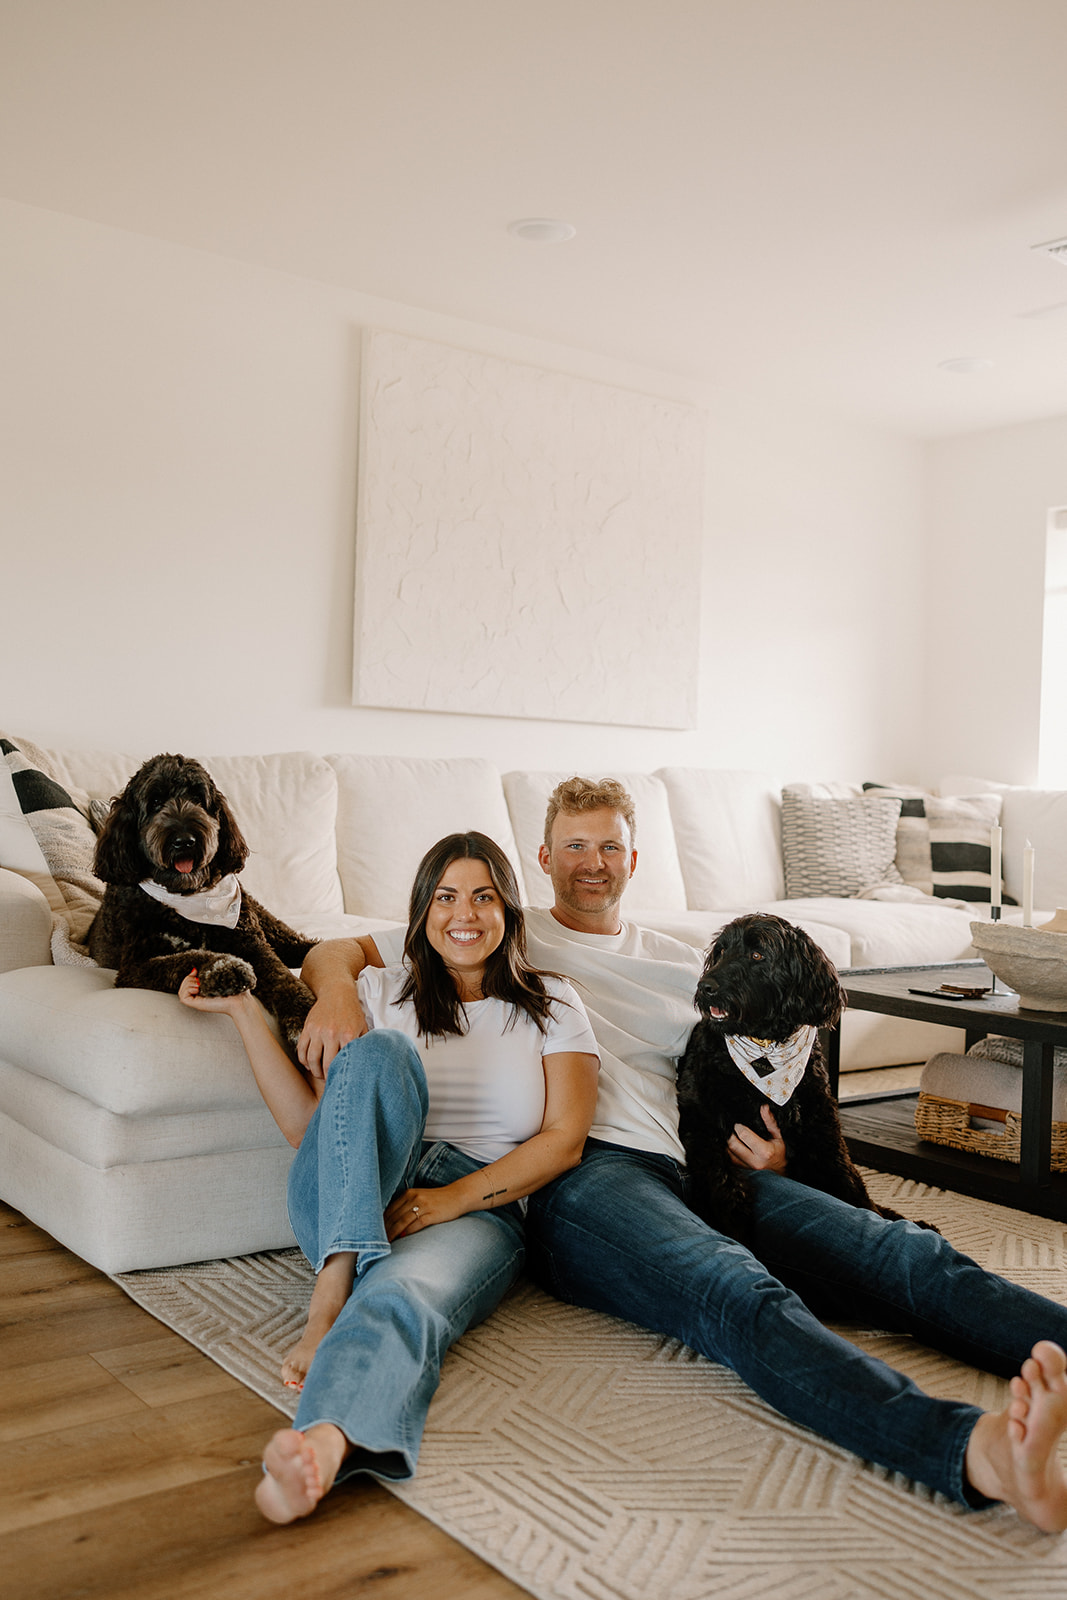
left=353, top=329, right=705, bottom=728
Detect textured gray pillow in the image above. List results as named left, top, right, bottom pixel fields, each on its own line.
left=781, top=788, right=903, bottom=898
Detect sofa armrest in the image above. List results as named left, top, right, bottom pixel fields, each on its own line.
left=0, top=869, right=53, bottom=972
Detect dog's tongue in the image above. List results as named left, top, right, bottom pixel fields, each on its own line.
left=174, top=859, right=195, bottom=875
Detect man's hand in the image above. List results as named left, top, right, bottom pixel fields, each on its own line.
left=728, top=1104, right=787, bottom=1174
left=297, top=989, right=368, bottom=1079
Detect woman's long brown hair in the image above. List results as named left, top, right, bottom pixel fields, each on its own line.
left=397, top=831, right=556, bottom=1038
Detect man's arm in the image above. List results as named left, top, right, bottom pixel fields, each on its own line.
left=298, top=936, right=384, bottom=1077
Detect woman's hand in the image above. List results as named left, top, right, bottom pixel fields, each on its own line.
left=728, top=1104, right=788, bottom=1174
left=384, top=1185, right=468, bottom=1241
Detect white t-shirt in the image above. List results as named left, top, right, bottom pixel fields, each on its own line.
left=373, top=912, right=701, bottom=1163
left=357, top=964, right=598, bottom=1165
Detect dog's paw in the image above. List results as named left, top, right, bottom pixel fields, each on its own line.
left=196, top=954, right=257, bottom=998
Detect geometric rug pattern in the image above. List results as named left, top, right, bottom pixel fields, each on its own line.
left=115, top=1171, right=1067, bottom=1599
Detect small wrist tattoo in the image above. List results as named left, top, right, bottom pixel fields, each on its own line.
left=482, top=1186, right=508, bottom=1203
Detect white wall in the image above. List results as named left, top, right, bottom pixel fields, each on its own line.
left=1, top=196, right=928, bottom=783
left=923, top=416, right=1067, bottom=786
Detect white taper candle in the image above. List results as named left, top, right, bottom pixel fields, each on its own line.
left=990, top=825, right=1002, bottom=909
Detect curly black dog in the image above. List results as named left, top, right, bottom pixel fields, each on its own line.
left=676, top=913, right=936, bottom=1244
left=88, top=753, right=317, bottom=1051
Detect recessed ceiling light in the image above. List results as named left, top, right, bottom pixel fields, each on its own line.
left=1032, top=236, right=1067, bottom=265
left=507, top=218, right=576, bottom=244
left=937, top=357, right=994, bottom=375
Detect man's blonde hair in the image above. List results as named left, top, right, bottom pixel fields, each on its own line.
left=543, top=776, right=637, bottom=849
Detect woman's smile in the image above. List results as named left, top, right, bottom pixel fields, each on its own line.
left=425, top=858, right=506, bottom=991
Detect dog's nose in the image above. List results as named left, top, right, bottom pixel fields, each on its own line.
left=169, top=831, right=198, bottom=855
left=696, top=977, right=720, bottom=1000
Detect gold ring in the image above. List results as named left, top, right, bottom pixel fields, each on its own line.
left=412, top=1204, right=420, bottom=1217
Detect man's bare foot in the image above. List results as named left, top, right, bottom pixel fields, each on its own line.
left=965, top=1340, right=1067, bottom=1532
left=282, top=1251, right=356, bottom=1389
left=254, top=1425, right=349, bottom=1523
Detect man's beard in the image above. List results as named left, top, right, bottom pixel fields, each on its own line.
left=554, top=872, right=625, bottom=918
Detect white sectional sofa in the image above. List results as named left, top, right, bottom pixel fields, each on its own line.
left=3, top=739, right=1064, bottom=1275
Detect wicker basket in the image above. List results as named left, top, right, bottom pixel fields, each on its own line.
left=915, top=1092, right=1067, bottom=1172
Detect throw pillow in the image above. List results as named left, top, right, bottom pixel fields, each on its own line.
left=0, top=736, right=104, bottom=956
left=862, top=783, right=1012, bottom=903
left=781, top=787, right=903, bottom=898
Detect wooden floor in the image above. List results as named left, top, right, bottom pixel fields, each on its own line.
left=0, top=1200, right=528, bottom=1600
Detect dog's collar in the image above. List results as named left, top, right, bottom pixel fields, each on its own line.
left=724, top=1024, right=817, bottom=1107
left=139, top=873, right=243, bottom=929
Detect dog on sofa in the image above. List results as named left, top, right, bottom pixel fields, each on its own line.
left=676, top=913, right=935, bottom=1244
left=88, top=753, right=317, bottom=1050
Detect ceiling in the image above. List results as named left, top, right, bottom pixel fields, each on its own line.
left=4, top=0, right=1067, bottom=437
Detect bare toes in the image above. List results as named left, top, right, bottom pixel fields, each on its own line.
left=255, top=1430, right=323, bottom=1524
left=281, top=1351, right=309, bottom=1389
left=1035, top=1341, right=1067, bottom=1391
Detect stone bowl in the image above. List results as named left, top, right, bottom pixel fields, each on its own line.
left=970, top=911, right=1067, bottom=1011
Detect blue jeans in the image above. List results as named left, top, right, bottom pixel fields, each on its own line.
left=526, top=1139, right=1067, bottom=1505
left=287, top=1029, right=525, bottom=1482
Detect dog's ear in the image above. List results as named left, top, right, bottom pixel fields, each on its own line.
left=211, top=787, right=248, bottom=876
left=92, top=790, right=148, bottom=885
left=793, top=926, right=845, bottom=1029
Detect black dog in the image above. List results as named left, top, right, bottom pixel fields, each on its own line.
left=676, top=913, right=934, bottom=1244
left=88, top=753, right=317, bottom=1051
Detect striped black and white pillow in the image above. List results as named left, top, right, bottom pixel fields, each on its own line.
left=781, top=788, right=903, bottom=898
left=862, top=783, right=1012, bottom=903
left=1, top=736, right=104, bottom=948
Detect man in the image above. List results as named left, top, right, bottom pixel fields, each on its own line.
left=299, top=777, right=1067, bottom=1531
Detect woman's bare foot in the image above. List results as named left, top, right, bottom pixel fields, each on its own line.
left=965, top=1340, right=1067, bottom=1532
left=281, top=1251, right=357, bottom=1389
left=254, top=1425, right=349, bottom=1523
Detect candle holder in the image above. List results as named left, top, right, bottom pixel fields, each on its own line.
left=988, top=902, right=1001, bottom=991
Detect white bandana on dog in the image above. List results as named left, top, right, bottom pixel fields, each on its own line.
left=724, top=1024, right=817, bottom=1107
left=140, top=874, right=243, bottom=929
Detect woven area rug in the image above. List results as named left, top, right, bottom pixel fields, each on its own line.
left=114, top=1171, right=1067, bottom=1599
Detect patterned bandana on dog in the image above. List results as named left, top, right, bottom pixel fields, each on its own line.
left=724, top=1024, right=818, bottom=1106
left=139, top=874, right=243, bottom=929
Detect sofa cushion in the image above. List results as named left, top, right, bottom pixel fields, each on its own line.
left=761, top=896, right=976, bottom=968
left=781, top=787, right=903, bottom=898
left=0, top=1057, right=288, bottom=1166
left=0, top=1108, right=295, bottom=1273
left=329, top=755, right=525, bottom=922
left=623, top=907, right=852, bottom=969
left=863, top=782, right=1008, bottom=903
left=26, top=746, right=344, bottom=933
left=0, top=966, right=275, bottom=1116
left=204, top=753, right=343, bottom=930
left=939, top=776, right=1067, bottom=909
left=503, top=771, right=687, bottom=912
left=656, top=768, right=784, bottom=907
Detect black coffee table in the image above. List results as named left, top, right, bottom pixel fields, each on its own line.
left=828, top=961, right=1067, bottom=1220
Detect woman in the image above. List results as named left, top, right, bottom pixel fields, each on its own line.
left=179, top=831, right=599, bottom=1524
